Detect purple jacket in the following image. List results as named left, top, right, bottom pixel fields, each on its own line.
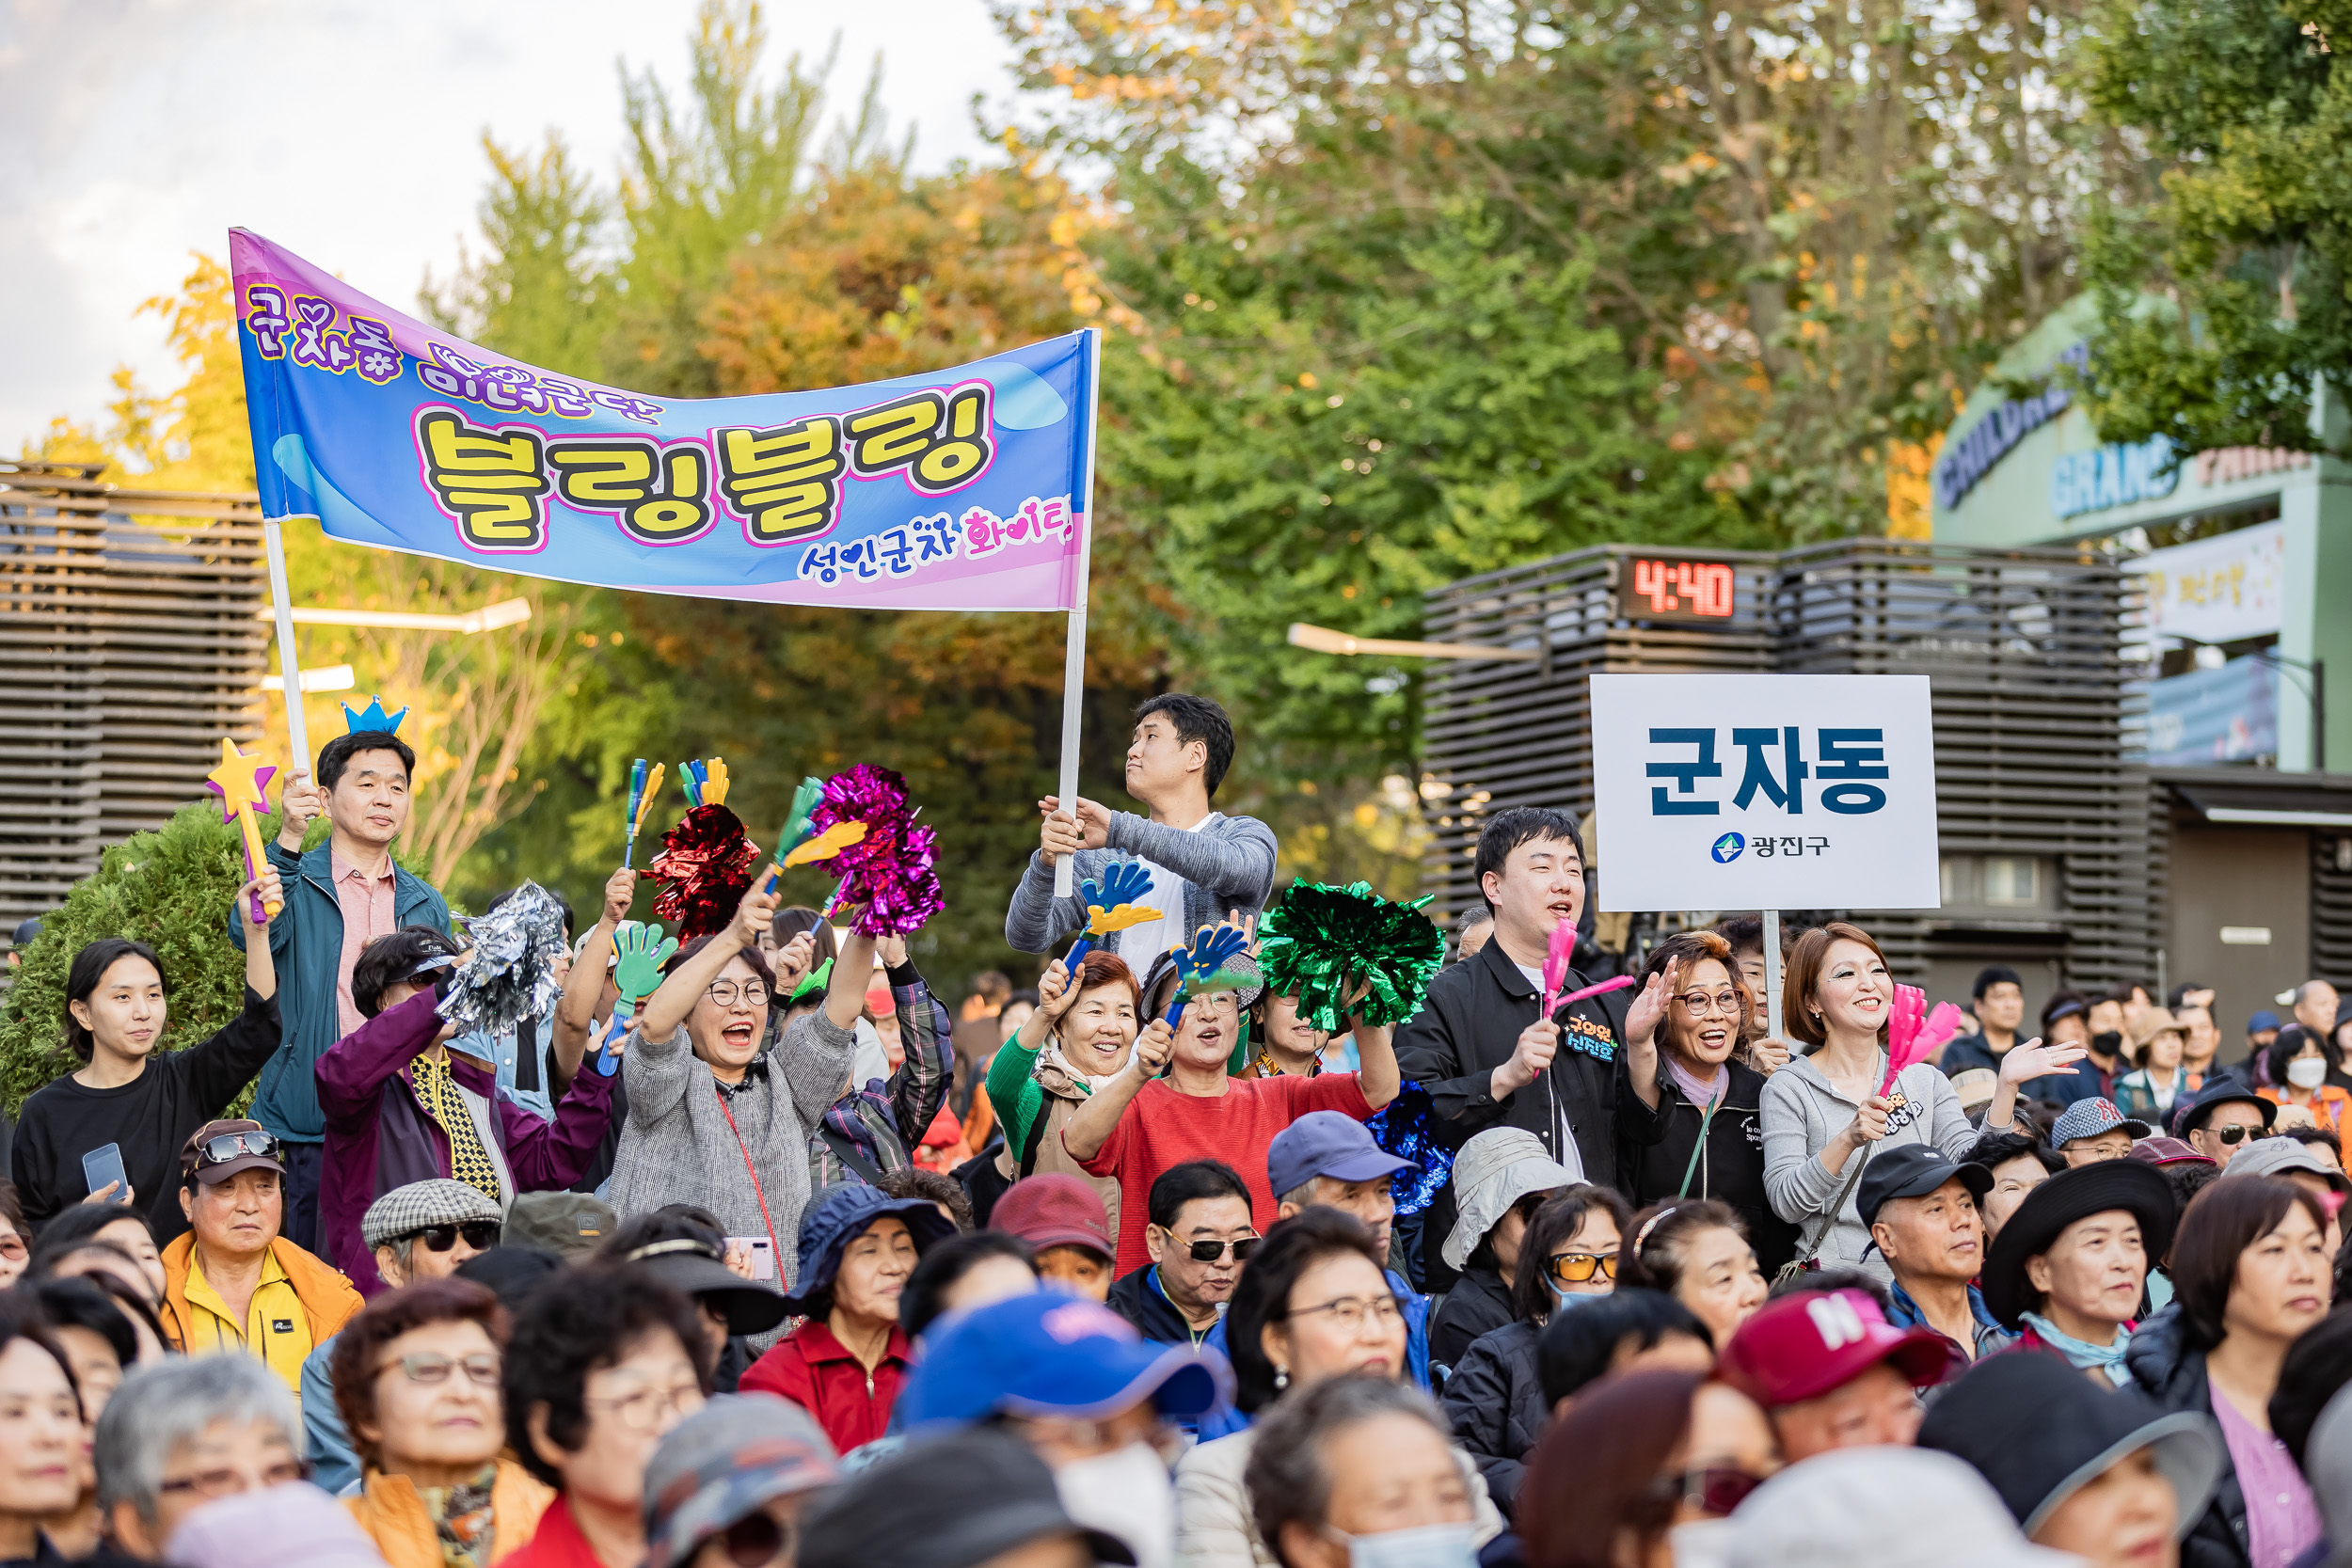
left=316, top=990, right=617, bottom=1293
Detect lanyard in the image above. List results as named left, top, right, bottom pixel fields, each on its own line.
left=716, top=1088, right=782, bottom=1265
left=1677, top=1083, right=1724, bottom=1198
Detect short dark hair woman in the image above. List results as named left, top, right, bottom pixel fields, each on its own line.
left=1439, top=1184, right=1630, bottom=1517
left=502, top=1263, right=712, bottom=1567
left=1617, top=1198, right=1768, bottom=1350
left=1617, top=930, right=1802, bottom=1275
left=0, top=1301, right=89, bottom=1564
left=1516, top=1369, right=1781, bottom=1568
left=1245, top=1374, right=1479, bottom=1568
left=12, top=871, right=281, bottom=1241
left=2125, top=1178, right=2333, bottom=1568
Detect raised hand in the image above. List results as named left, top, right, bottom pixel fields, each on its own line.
left=276, top=771, right=325, bottom=847
left=600, top=866, right=636, bottom=927
left=1038, top=958, right=1077, bottom=1017
left=1996, top=1036, right=2086, bottom=1085
left=772, top=929, right=818, bottom=997
left=1133, top=1016, right=1175, bottom=1076
left=877, top=933, right=909, bottom=969
left=611, top=921, right=679, bottom=1015
left=1626, top=958, right=1677, bottom=1048
left=728, top=880, right=779, bottom=951
left=238, top=869, right=285, bottom=931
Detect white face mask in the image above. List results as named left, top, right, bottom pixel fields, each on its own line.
left=2288, top=1056, right=2328, bottom=1089
left=1056, top=1443, right=1174, bottom=1568
left=1327, top=1522, right=1481, bottom=1568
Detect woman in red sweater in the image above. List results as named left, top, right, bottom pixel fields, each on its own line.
left=739, top=1185, right=954, bottom=1454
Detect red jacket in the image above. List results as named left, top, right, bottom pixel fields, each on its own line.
left=739, top=1318, right=914, bottom=1454
left=501, top=1496, right=601, bottom=1568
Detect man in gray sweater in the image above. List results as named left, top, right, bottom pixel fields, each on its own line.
left=1005, top=693, right=1278, bottom=958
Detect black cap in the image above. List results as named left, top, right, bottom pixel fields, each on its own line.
left=1918, top=1353, right=2222, bottom=1537
left=2169, top=1075, right=2278, bottom=1138
left=799, top=1425, right=1136, bottom=1568
left=1980, top=1159, right=2177, bottom=1329
left=1856, top=1145, right=1993, bottom=1229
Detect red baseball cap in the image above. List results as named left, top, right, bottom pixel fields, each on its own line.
left=1716, top=1288, right=1949, bottom=1408
left=990, top=1174, right=1114, bottom=1260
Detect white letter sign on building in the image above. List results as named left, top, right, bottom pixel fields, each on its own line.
left=1589, top=673, right=1942, bottom=911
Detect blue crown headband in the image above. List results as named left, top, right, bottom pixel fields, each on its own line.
left=342, top=695, right=409, bottom=736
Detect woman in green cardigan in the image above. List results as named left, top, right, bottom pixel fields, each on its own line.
left=985, top=952, right=1142, bottom=1236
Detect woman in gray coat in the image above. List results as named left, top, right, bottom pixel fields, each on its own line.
left=610, top=883, right=862, bottom=1297
left=1761, top=921, right=2072, bottom=1282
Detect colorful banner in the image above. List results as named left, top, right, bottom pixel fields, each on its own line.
left=230, top=229, right=1095, bottom=611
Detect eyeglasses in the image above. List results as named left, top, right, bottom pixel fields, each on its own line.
left=717, top=1512, right=789, bottom=1566
left=707, top=979, right=771, bottom=1008
left=379, top=1352, right=501, bottom=1387
left=1675, top=990, right=1743, bottom=1018
left=159, top=1458, right=311, bottom=1498
left=1650, top=1465, right=1768, bottom=1517
left=1184, top=1236, right=1260, bottom=1263
left=583, top=1379, right=706, bottom=1433
left=1546, top=1251, right=1620, bottom=1285
left=194, top=1129, right=281, bottom=1168
left=395, top=1220, right=501, bottom=1254
left=0, top=1235, right=24, bottom=1262
left=1288, top=1293, right=1406, bottom=1332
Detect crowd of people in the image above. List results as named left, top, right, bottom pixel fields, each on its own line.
left=0, top=690, right=2343, bottom=1568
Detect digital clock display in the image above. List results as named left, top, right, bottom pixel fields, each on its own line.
left=1625, top=556, right=1738, bottom=621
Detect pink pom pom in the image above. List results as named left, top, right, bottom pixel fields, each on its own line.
left=806, top=766, right=945, bottom=937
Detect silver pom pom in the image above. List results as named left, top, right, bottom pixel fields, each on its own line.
left=437, top=881, right=568, bottom=1037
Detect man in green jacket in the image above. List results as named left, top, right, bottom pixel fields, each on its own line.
left=229, top=711, right=451, bottom=1251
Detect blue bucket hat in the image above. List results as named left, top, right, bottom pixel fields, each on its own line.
left=896, top=1291, right=1232, bottom=1427
left=783, top=1184, right=957, bottom=1312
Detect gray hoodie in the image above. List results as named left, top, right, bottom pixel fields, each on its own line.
left=1760, top=1053, right=1980, bottom=1282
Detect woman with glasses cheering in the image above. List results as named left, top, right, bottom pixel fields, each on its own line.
left=1174, top=1209, right=1505, bottom=1568
left=501, top=1265, right=712, bottom=1568
left=1439, top=1184, right=1631, bottom=1519
left=334, top=1276, right=551, bottom=1568
left=1615, top=931, right=1801, bottom=1275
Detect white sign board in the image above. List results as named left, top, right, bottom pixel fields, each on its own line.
left=2137, top=518, right=2286, bottom=645
left=1589, top=673, right=1941, bottom=911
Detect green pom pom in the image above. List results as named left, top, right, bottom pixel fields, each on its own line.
left=1257, top=880, right=1444, bottom=1032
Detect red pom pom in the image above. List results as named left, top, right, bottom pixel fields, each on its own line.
left=648, top=804, right=762, bottom=942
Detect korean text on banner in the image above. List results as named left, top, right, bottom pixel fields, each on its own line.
left=1588, top=673, right=1941, bottom=911
left=230, top=229, right=1094, bottom=612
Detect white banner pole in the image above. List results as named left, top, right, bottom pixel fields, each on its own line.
left=262, top=516, right=312, bottom=782
left=1763, top=908, right=1784, bottom=1042
left=1053, top=328, right=1104, bottom=901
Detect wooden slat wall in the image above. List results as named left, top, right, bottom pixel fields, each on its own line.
left=1419, top=542, right=2142, bottom=989
left=0, top=463, right=265, bottom=930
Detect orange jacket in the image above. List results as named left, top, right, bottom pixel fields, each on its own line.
left=345, top=1460, right=553, bottom=1568
left=158, top=1229, right=364, bottom=1355
left=2257, top=1083, right=2352, bottom=1161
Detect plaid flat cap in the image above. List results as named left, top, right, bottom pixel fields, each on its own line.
left=364, top=1178, right=504, bottom=1249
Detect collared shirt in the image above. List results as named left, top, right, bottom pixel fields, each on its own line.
left=1885, top=1278, right=2013, bottom=1363
left=182, top=1245, right=315, bottom=1394
left=331, top=849, right=400, bottom=1039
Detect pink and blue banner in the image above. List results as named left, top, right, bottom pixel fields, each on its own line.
left=230, top=229, right=1095, bottom=611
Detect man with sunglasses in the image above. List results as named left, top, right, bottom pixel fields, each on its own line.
left=2174, top=1079, right=2276, bottom=1169
left=1111, top=1161, right=1258, bottom=1347
left=158, top=1119, right=362, bottom=1400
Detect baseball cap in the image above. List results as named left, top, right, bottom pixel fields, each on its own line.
left=1724, top=1447, right=2077, bottom=1568
left=896, top=1291, right=1230, bottom=1426
left=178, top=1120, right=284, bottom=1187
left=1266, top=1111, right=1414, bottom=1199
left=989, top=1173, right=1114, bottom=1261
left=2126, top=1136, right=2216, bottom=1169
left=2049, top=1098, right=2151, bottom=1148
left=1716, top=1288, right=1948, bottom=1408
left=503, top=1191, right=616, bottom=1258
left=1855, top=1145, right=1992, bottom=1230
left=799, top=1424, right=1134, bottom=1568
left=362, top=1179, right=502, bottom=1249
left=2249, top=1009, right=2282, bottom=1033
left=643, top=1395, right=840, bottom=1568
left=2217, top=1134, right=2352, bottom=1193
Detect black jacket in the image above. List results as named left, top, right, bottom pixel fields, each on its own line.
left=1615, top=1057, right=1801, bottom=1277
left=1438, top=1318, right=1548, bottom=1518
left=1429, top=1265, right=1516, bottom=1381
left=1395, top=943, right=1631, bottom=1288
left=1106, top=1264, right=1199, bottom=1346
left=2124, top=1307, right=2250, bottom=1568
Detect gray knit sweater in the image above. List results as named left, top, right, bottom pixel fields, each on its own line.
left=609, top=1008, right=853, bottom=1290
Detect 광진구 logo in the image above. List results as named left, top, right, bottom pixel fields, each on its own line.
left=1710, top=832, right=1746, bottom=863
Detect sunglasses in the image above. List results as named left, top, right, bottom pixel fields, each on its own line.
left=1653, top=1465, right=1768, bottom=1517
left=397, top=1220, right=502, bottom=1254
left=194, top=1129, right=280, bottom=1167
left=1184, top=1237, right=1260, bottom=1263
left=1546, top=1251, right=1620, bottom=1284
left=2212, top=1124, right=2256, bottom=1145
left=718, top=1512, right=788, bottom=1566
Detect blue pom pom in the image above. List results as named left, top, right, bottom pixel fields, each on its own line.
left=1367, top=1083, right=1454, bottom=1216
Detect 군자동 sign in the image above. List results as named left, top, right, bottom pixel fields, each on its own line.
left=1588, top=673, right=1941, bottom=911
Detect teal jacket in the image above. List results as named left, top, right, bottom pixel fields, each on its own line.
left=229, top=838, right=453, bottom=1142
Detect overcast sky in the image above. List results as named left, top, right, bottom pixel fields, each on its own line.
left=0, top=0, right=1023, bottom=451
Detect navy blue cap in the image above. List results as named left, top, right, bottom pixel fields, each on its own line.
left=1266, top=1110, right=1414, bottom=1198
left=2249, top=1009, right=2282, bottom=1033
left=784, top=1184, right=956, bottom=1312
left=896, top=1291, right=1231, bottom=1426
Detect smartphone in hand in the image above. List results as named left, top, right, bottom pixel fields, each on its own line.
left=727, top=1236, right=777, bottom=1280
left=80, top=1144, right=131, bottom=1205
